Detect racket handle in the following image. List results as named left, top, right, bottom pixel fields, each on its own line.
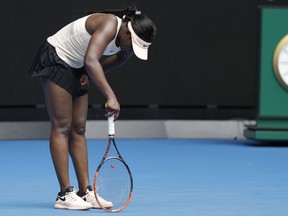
left=108, top=115, right=115, bottom=137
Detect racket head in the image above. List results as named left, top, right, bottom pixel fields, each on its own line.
left=93, top=157, right=133, bottom=212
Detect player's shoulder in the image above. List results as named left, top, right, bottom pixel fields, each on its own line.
left=86, top=13, right=118, bottom=34
left=88, top=13, right=118, bottom=27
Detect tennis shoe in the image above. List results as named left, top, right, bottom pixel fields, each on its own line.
left=80, top=186, right=113, bottom=209
left=54, top=186, right=92, bottom=210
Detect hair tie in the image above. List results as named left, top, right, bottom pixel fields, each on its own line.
left=135, top=10, right=141, bottom=15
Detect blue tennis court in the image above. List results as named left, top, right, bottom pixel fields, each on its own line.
left=0, top=139, right=288, bottom=216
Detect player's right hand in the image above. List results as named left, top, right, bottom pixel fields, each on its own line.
left=105, top=97, right=120, bottom=120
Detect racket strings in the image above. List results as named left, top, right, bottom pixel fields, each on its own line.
left=96, top=158, right=131, bottom=210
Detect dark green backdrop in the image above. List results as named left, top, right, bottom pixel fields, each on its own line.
left=0, top=0, right=287, bottom=120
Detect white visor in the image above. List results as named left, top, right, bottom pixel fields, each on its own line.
left=128, top=22, right=151, bottom=60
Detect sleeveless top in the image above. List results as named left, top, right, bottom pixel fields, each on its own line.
left=47, top=15, right=122, bottom=68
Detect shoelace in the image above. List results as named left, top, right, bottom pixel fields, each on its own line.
left=67, top=190, right=84, bottom=202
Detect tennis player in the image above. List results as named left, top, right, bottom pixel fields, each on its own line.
left=30, top=6, right=156, bottom=210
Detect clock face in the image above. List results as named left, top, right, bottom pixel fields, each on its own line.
left=273, top=35, right=288, bottom=90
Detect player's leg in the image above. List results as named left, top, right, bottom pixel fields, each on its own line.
left=68, top=85, right=113, bottom=209
left=68, top=93, right=90, bottom=194
left=41, top=76, right=92, bottom=210
left=40, top=76, right=73, bottom=193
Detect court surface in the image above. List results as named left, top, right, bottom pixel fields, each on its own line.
left=0, top=138, right=288, bottom=216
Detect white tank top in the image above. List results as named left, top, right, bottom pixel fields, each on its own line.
left=47, top=15, right=122, bottom=68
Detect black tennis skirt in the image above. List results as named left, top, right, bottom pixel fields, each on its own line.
left=30, top=41, right=88, bottom=97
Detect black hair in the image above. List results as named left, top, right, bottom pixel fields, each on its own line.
left=90, top=6, right=156, bottom=43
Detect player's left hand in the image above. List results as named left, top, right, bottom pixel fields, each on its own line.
left=79, top=74, right=89, bottom=90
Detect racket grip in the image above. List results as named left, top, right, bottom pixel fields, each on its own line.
left=108, top=115, right=115, bottom=137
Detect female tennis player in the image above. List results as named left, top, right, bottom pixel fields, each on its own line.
left=30, top=6, right=156, bottom=210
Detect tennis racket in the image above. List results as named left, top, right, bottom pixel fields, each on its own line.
left=93, top=115, right=133, bottom=212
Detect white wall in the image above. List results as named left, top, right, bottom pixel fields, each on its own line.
left=0, top=120, right=255, bottom=140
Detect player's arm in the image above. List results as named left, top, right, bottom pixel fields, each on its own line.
left=84, top=17, right=120, bottom=119
left=101, top=50, right=133, bottom=73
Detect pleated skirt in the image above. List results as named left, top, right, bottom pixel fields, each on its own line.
left=30, top=41, right=88, bottom=97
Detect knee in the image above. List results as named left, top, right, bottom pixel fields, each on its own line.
left=52, top=119, right=72, bottom=137
left=72, top=122, right=86, bottom=136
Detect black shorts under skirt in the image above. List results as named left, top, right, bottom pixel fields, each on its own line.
left=30, top=41, right=88, bottom=97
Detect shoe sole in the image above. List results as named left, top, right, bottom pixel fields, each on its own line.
left=55, top=204, right=92, bottom=210
left=92, top=204, right=113, bottom=209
